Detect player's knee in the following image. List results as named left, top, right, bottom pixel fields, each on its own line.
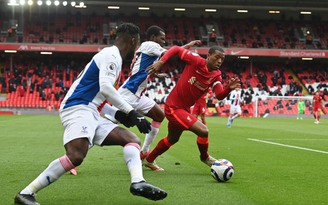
left=158, top=112, right=165, bottom=122
left=198, top=127, right=209, bottom=137
left=67, top=152, right=85, bottom=166
left=152, top=111, right=165, bottom=122
left=124, top=133, right=141, bottom=145
left=148, top=105, right=165, bottom=122
left=168, top=136, right=179, bottom=144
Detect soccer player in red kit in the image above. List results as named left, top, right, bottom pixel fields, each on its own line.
left=313, top=91, right=323, bottom=124
left=144, top=45, right=240, bottom=171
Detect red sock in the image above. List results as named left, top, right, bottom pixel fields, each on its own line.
left=197, top=137, right=209, bottom=161
left=147, top=137, right=173, bottom=162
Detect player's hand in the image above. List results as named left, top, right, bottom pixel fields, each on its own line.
left=228, top=77, right=241, bottom=89
left=128, top=110, right=151, bottom=134
left=114, top=110, right=134, bottom=127
left=147, top=60, right=164, bottom=76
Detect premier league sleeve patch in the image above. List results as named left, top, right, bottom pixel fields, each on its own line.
left=104, top=63, right=117, bottom=77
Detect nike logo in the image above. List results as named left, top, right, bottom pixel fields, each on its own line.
left=230, top=50, right=243, bottom=55
left=46, top=176, right=51, bottom=185
left=137, top=117, right=144, bottom=122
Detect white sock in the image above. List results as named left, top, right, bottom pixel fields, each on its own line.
left=231, top=114, right=239, bottom=120
left=227, top=117, right=231, bottom=123
left=123, top=143, right=145, bottom=183
left=141, top=125, right=159, bottom=153
left=20, top=155, right=74, bottom=195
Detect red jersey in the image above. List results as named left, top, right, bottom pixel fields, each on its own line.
left=194, top=93, right=207, bottom=107
left=313, top=94, right=322, bottom=110
left=161, top=46, right=230, bottom=109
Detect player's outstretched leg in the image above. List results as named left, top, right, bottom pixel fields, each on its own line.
left=130, top=181, right=167, bottom=201
left=14, top=193, right=40, bottom=205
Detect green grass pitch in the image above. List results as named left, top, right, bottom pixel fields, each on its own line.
left=1, top=115, right=327, bottom=205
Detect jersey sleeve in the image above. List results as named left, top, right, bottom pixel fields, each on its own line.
left=160, top=46, right=200, bottom=64
left=144, top=42, right=167, bottom=57
left=97, top=50, right=134, bottom=113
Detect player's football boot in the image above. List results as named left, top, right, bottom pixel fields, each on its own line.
left=142, top=158, right=164, bottom=171
left=14, top=193, right=40, bottom=205
left=130, top=181, right=167, bottom=201
left=140, top=151, right=150, bottom=160
left=69, top=167, right=78, bottom=175
left=201, top=155, right=217, bottom=167
left=226, top=123, right=231, bottom=128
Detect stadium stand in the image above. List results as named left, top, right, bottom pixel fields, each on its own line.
left=0, top=9, right=327, bottom=49
left=0, top=1, right=327, bottom=117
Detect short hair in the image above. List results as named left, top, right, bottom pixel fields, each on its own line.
left=116, top=23, right=140, bottom=38
left=146, top=25, right=165, bottom=40
left=208, top=46, right=225, bottom=54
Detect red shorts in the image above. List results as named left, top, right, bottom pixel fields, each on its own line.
left=313, top=106, right=321, bottom=112
left=192, top=104, right=206, bottom=116
left=165, top=104, right=198, bottom=131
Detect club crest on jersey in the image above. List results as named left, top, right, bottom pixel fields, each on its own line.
left=81, top=126, right=88, bottom=134
left=188, top=76, right=196, bottom=85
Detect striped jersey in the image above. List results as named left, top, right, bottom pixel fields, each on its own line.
left=230, top=89, right=242, bottom=106
left=120, top=41, right=166, bottom=97
left=60, top=46, right=133, bottom=113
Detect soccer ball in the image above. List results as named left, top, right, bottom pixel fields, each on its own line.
left=210, top=159, right=234, bottom=182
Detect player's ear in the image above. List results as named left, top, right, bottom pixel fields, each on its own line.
left=131, top=36, right=140, bottom=47
left=131, top=37, right=136, bottom=46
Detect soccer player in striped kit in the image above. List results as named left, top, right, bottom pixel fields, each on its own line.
left=14, top=23, right=167, bottom=205
left=102, top=25, right=201, bottom=160
left=226, top=87, right=243, bottom=128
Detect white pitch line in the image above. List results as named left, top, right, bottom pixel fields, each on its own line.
left=248, top=138, right=328, bottom=154
left=258, top=139, right=328, bottom=141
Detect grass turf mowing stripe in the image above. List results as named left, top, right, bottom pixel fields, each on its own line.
left=248, top=138, right=328, bottom=154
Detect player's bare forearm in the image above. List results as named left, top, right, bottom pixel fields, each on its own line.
left=182, top=40, right=202, bottom=49
left=152, top=72, right=170, bottom=78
